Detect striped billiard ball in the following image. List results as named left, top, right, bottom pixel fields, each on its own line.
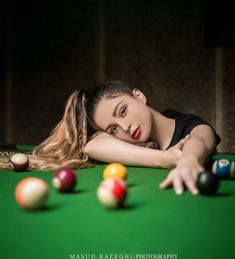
left=212, top=159, right=235, bottom=179
left=97, top=179, right=127, bottom=209
left=15, top=177, right=49, bottom=210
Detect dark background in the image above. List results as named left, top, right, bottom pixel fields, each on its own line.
left=0, top=0, right=235, bottom=152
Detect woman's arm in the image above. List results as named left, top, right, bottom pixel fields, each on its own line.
left=160, top=124, right=217, bottom=195
left=85, top=132, right=188, bottom=168
left=181, top=124, right=217, bottom=162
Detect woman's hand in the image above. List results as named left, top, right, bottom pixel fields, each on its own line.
left=162, top=135, right=190, bottom=168
left=160, top=126, right=218, bottom=195
left=160, top=155, right=204, bottom=195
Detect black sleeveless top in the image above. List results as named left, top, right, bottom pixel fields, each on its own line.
left=162, top=109, right=221, bottom=150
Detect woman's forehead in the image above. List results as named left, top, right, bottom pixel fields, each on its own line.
left=98, top=94, right=132, bottom=109
left=95, top=95, right=125, bottom=115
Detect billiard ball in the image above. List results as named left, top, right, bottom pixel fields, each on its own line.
left=52, top=168, right=77, bottom=192
left=9, top=153, right=29, bottom=171
left=15, top=177, right=49, bottom=210
left=196, top=171, right=219, bottom=195
left=97, top=179, right=127, bottom=208
left=212, top=159, right=235, bottom=179
left=103, top=163, right=127, bottom=180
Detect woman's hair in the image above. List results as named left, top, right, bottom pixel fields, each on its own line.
left=86, top=80, right=133, bottom=128
left=0, top=81, right=157, bottom=170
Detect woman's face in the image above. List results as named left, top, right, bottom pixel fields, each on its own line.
left=93, top=89, right=153, bottom=143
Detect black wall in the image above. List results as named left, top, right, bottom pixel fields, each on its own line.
left=1, top=0, right=235, bottom=152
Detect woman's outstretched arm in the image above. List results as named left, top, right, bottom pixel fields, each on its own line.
left=85, top=132, right=188, bottom=168
left=160, top=124, right=217, bottom=195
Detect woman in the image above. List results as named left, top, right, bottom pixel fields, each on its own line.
left=0, top=81, right=220, bottom=195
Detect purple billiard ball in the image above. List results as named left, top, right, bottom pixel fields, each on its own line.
left=9, top=153, right=29, bottom=171
left=52, top=168, right=77, bottom=192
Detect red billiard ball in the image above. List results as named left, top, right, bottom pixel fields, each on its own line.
left=97, top=179, right=127, bottom=209
left=52, top=168, right=77, bottom=192
left=9, top=153, right=29, bottom=171
left=15, top=177, right=49, bottom=210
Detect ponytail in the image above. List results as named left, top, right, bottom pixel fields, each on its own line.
left=0, top=90, right=93, bottom=170
left=31, top=89, right=92, bottom=169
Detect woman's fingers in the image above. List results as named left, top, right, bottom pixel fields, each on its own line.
left=159, top=174, right=172, bottom=189
left=160, top=166, right=201, bottom=195
left=173, top=177, right=184, bottom=195
left=182, top=173, right=199, bottom=195
left=160, top=172, right=184, bottom=195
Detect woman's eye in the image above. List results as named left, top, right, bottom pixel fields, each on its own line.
left=120, top=106, right=127, bottom=117
left=110, top=126, right=118, bottom=135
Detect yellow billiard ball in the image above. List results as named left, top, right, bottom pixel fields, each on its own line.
left=103, top=163, right=127, bottom=180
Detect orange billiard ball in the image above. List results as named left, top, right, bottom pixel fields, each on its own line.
left=103, top=163, right=127, bottom=180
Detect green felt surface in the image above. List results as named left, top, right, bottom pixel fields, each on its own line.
left=1, top=155, right=235, bottom=259
left=17, top=144, right=37, bottom=153
left=212, top=153, right=235, bottom=161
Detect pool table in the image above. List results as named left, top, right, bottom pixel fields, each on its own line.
left=1, top=145, right=235, bottom=259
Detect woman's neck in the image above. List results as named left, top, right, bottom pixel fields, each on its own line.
left=149, top=108, right=175, bottom=150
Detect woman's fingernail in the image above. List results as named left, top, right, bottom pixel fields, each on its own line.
left=176, top=188, right=183, bottom=195
left=193, top=189, right=199, bottom=195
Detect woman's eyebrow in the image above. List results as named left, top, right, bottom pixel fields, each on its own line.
left=112, top=100, right=124, bottom=117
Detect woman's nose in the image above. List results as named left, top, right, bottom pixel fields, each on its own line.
left=118, top=120, right=131, bottom=132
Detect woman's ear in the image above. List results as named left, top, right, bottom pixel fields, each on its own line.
left=132, top=88, right=147, bottom=104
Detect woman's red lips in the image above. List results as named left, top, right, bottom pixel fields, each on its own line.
left=131, top=127, right=141, bottom=139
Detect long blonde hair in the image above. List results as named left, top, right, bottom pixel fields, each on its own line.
left=0, top=89, right=91, bottom=170
left=32, top=89, right=93, bottom=169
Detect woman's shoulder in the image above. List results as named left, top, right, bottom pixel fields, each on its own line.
left=163, top=109, right=221, bottom=148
